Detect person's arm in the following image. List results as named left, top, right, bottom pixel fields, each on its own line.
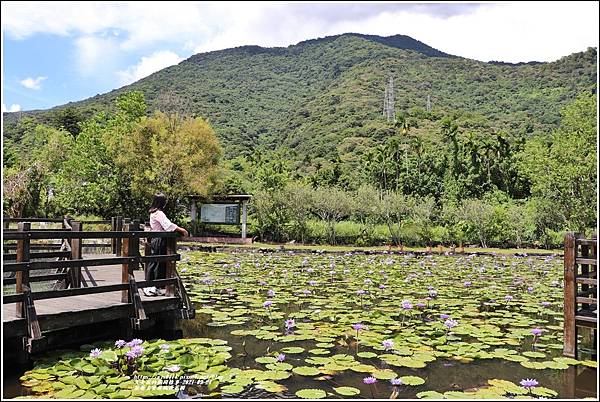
left=175, top=226, right=189, bottom=238
left=157, top=211, right=188, bottom=237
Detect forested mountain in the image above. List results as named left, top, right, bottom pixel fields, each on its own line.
left=4, top=33, right=596, bottom=168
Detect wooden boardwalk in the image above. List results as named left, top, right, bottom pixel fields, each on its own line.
left=3, top=254, right=182, bottom=338
left=2, top=218, right=195, bottom=361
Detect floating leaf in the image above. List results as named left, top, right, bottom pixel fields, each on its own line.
left=333, top=386, right=360, bottom=396
left=295, top=389, right=327, bottom=399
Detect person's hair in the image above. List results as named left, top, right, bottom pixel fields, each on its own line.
left=149, top=193, right=167, bottom=213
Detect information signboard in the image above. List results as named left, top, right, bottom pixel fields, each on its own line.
left=200, top=203, right=240, bottom=224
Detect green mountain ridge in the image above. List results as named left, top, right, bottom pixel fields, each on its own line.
left=3, top=33, right=597, bottom=168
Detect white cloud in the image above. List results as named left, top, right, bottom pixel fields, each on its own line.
left=2, top=103, right=22, bottom=113
left=19, top=76, right=47, bottom=90
left=75, top=36, right=121, bottom=77
left=117, top=50, right=183, bottom=85
left=2, top=2, right=598, bottom=66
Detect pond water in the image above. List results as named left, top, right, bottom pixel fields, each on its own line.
left=6, top=251, right=597, bottom=399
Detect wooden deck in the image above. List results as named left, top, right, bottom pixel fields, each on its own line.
left=3, top=254, right=184, bottom=338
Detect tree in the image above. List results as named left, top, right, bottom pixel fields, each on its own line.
left=518, top=92, right=597, bottom=233
left=378, top=191, right=410, bottom=246
left=311, top=187, right=352, bottom=244
left=457, top=199, right=496, bottom=248
left=283, top=182, right=313, bottom=243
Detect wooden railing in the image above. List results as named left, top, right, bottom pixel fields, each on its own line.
left=563, top=232, right=597, bottom=358
left=2, top=219, right=194, bottom=352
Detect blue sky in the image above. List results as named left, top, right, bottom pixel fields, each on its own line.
left=2, top=1, right=598, bottom=112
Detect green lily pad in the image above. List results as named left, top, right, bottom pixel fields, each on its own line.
left=292, top=366, right=321, bottom=376
left=333, top=386, right=361, bottom=396
left=399, top=376, right=425, bottom=386
left=295, top=389, right=327, bottom=399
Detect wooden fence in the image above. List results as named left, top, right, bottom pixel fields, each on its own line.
left=2, top=217, right=194, bottom=353
left=563, top=232, right=597, bottom=358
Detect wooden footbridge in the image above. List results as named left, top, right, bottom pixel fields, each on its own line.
left=2, top=217, right=194, bottom=364
left=563, top=232, right=597, bottom=358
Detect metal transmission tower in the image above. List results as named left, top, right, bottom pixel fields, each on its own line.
left=426, top=94, right=431, bottom=112
left=383, top=76, right=395, bottom=122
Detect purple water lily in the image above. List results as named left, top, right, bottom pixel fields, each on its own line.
left=363, top=376, right=377, bottom=385
left=390, top=378, right=403, bottom=386
left=276, top=353, right=286, bottom=362
left=440, top=314, right=450, bottom=320
left=540, top=301, right=551, bottom=307
left=531, top=328, right=544, bottom=336
left=285, top=319, right=296, bottom=330
left=115, top=340, right=126, bottom=348
left=463, top=281, right=472, bottom=287
left=401, top=300, right=413, bottom=310
left=520, top=378, right=539, bottom=389
left=379, top=284, right=386, bottom=289
left=263, top=300, right=273, bottom=308
left=444, top=319, right=458, bottom=329
left=267, top=289, right=275, bottom=297
left=357, top=289, right=366, bottom=295
left=308, top=280, right=317, bottom=286
left=352, top=323, right=365, bottom=331
left=382, top=339, right=394, bottom=350
left=126, top=345, right=144, bottom=360
left=505, top=295, right=514, bottom=302
left=166, top=364, right=180, bottom=373
left=160, top=344, right=170, bottom=351
left=89, top=348, right=102, bottom=358
left=126, top=338, right=143, bottom=347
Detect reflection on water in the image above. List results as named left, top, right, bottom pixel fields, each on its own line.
left=181, top=313, right=597, bottom=399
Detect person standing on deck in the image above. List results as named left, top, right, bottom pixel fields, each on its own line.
left=143, top=193, right=188, bottom=296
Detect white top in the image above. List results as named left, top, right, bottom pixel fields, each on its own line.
left=149, top=210, right=177, bottom=232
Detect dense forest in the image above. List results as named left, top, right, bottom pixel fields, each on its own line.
left=2, top=34, right=597, bottom=248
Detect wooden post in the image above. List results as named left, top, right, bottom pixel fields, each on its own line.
left=121, top=221, right=139, bottom=303
left=3, top=219, right=9, bottom=230
left=16, top=222, right=31, bottom=318
left=580, top=240, right=590, bottom=311
left=165, top=236, right=177, bottom=297
left=115, top=216, right=123, bottom=256
left=70, top=221, right=82, bottom=288
left=564, top=232, right=577, bottom=357
left=111, top=217, right=117, bottom=254
left=241, top=200, right=248, bottom=240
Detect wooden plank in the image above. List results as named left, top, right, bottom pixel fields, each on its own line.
left=576, top=277, right=597, bottom=285
left=576, top=258, right=597, bottom=266
left=576, top=297, right=596, bottom=304
left=3, top=230, right=179, bottom=240
left=3, top=257, right=137, bottom=272
left=2, top=251, right=71, bottom=260
left=3, top=273, right=67, bottom=285
left=563, top=232, right=577, bottom=358
left=139, top=254, right=180, bottom=263
left=16, top=222, right=31, bottom=318
left=576, top=239, right=597, bottom=246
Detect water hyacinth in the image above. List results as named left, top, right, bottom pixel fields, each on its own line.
left=89, top=348, right=102, bottom=358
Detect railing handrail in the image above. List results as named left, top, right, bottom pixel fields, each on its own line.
left=3, top=217, right=112, bottom=224
left=3, top=230, right=180, bottom=240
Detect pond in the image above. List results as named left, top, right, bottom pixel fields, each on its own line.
left=8, top=251, right=598, bottom=399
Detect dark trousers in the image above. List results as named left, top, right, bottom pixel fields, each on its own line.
left=146, top=237, right=166, bottom=283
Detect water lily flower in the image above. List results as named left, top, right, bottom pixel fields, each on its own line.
left=401, top=300, right=413, bottom=310
left=352, top=323, right=365, bottom=331
left=379, top=284, right=386, bottom=289
left=343, top=269, right=350, bottom=274
left=267, top=289, right=275, bottom=297
left=505, top=295, right=514, bottom=302
left=166, top=365, right=180, bottom=373
left=520, top=378, right=539, bottom=389
left=428, top=290, right=438, bottom=298
left=364, top=279, right=372, bottom=284
left=276, top=353, right=286, bottom=362
left=285, top=319, right=296, bottom=329
left=160, top=344, right=170, bottom=351
left=531, top=328, right=544, bottom=336
left=527, top=286, right=534, bottom=293
left=382, top=339, right=394, bottom=350
left=115, top=340, right=126, bottom=348
left=126, top=338, right=143, bottom=347
left=463, top=281, right=472, bottom=287
left=302, top=289, right=311, bottom=295
left=363, top=376, right=377, bottom=385
left=126, top=345, right=144, bottom=359
left=308, top=280, right=317, bottom=286
left=89, top=348, right=102, bottom=358
left=444, top=319, right=458, bottom=329
left=390, top=378, right=403, bottom=386
left=540, top=301, right=551, bottom=307
left=416, top=302, right=426, bottom=309
left=357, top=289, right=366, bottom=295
left=440, top=314, right=450, bottom=320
